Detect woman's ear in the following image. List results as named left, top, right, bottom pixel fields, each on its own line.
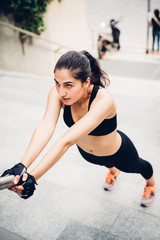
left=85, top=77, right=91, bottom=88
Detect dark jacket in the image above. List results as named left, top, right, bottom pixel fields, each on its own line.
left=151, top=17, right=160, bottom=32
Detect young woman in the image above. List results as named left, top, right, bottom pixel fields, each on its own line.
left=1, top=50, right=156, bottom=207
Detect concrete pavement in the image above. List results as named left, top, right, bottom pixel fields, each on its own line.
left=0, top=51, right=160, bottom=240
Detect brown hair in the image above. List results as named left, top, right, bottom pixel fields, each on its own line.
left=54, top=50, right=110, bottom=87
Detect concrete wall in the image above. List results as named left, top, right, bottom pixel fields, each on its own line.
left=0, top=0, right=87, bottom=77
left=45, top=0, right=87, bottom=51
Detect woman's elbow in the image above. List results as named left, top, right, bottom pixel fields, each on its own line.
left=59, top=136, right=76, bottom=150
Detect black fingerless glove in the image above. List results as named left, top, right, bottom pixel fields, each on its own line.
left=1, top=163, right=27, bottom=177
left=20, top=173, right=37, bottom=199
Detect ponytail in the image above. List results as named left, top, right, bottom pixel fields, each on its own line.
left=80, top=50, right=110, bottom=87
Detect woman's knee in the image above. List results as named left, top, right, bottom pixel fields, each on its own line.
left=139, top=159, right=153, bottom=179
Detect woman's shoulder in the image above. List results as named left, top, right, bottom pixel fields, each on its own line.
left=48, top=86, right=64, bottom=108
left=48, top=86, right=59, bottom=99
left=97, top=86, right=114, bottom=102
left=90, top=86, right=116, bottom=118
left=92, top=86, right=115, bottom=110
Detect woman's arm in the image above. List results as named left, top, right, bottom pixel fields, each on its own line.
left=30, top=90, right=114, bottom=181
left=21, top=87, right=62, bottom=169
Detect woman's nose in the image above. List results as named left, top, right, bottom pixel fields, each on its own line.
left=59, top=87, right=66, bottom=97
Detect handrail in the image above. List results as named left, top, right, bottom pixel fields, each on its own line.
left=0, top=20, right=72, bottom=53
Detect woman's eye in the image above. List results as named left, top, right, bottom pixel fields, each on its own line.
left=66, top=84, right=72, bottom=88
left=55, top=81, right=60, bottom=86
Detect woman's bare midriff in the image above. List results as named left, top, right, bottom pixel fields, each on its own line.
left=76, top=130, right=122, bottom=156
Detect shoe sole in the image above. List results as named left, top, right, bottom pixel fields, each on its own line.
left=140, top=198, right=155, bottom=207
left=104, top=181, right=116, bottom=191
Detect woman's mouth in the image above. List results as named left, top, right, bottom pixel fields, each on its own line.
left=62, top=97, right=70, bottom=102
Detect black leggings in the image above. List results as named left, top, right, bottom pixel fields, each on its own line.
left=77, top=130, right=153, bottom=180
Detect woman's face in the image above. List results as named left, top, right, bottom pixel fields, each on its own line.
left=54, top=68, right=89, bottom=105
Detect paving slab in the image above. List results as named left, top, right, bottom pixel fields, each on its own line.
left=0, top=188, right=71, bottom=240
left=110, top=208, right=160, bottom=240
left=57, top=222, right=122, bottom=240
left=0, top=227, right=28, bottom=240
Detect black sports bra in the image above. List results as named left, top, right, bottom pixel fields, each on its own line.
left=63, top=85, right=117, bottom=136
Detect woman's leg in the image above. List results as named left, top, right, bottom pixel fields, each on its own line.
left=109, top=167, right=119, bottom=174
left=107, top=131, right=156, bottom=206
left=109, top=162, right=154, bottom=185
left=146, top=176, right=155, bottom=186
left=152, top=32, right=156, bottom=52
left=140, top=166, right=156, bottom=207
left=157, top=31, right=160, bottom=52
left=137, top=157, right=154, bottom=185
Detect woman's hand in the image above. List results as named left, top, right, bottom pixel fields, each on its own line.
left=13, top=173, right=37, bottom=199
left=1, top=163, right=27, bottom=178
left=1, top=163, right=27, bottom=192
left=12, top=173, right=28, bottom=196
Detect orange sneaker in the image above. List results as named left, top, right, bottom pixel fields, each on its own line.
left=140, top=179, right=156, bottom=207
left=104, top=169, right=120, bottom=191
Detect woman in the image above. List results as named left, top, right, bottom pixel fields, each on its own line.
left=151, top=9, right=160, bottom=54
left=1, top=50, right=156, bottom=207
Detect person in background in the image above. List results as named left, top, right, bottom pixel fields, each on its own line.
left=151, top=9, right=160, bottom=54
left=110, top=19, right=120, bottom=50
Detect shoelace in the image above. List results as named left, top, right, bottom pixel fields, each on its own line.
left=143, top=186, right=156, bottom=199
left=105, top=172, right=116, bottom=184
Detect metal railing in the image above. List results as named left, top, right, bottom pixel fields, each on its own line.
left=0, top=20, right=72, bottom=54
